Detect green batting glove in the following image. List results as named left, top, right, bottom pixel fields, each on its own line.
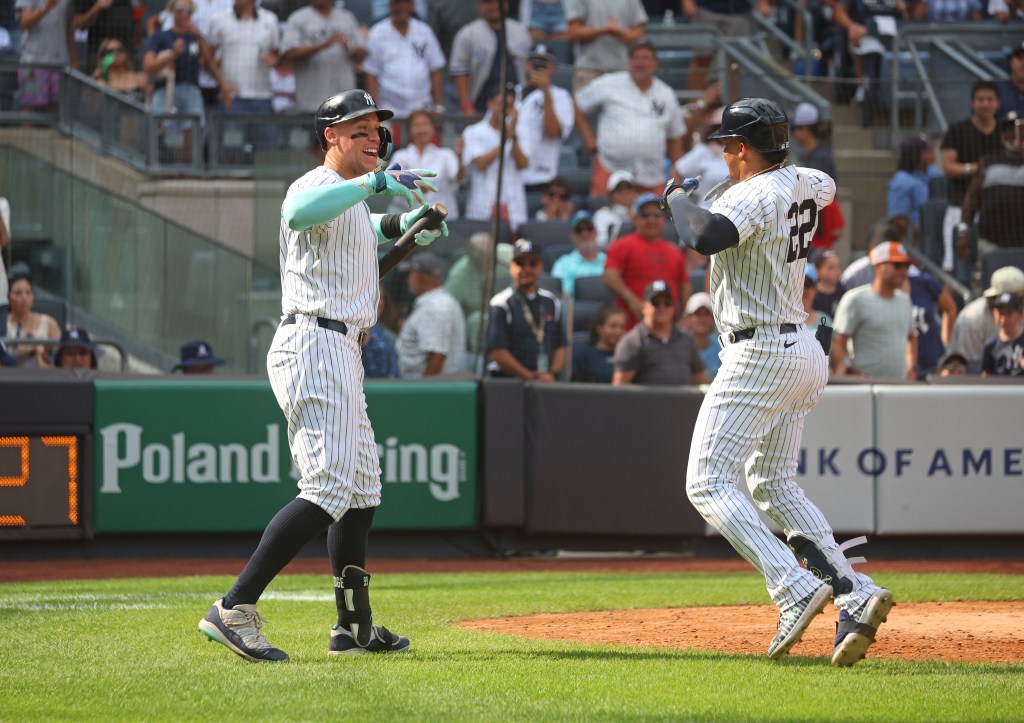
left=400, top=204, right=449, bottom=246
left=362, top=163, right=439, bottom=208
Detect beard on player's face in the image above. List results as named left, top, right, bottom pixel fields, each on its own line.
left=329, top=118, right=383, bottom=175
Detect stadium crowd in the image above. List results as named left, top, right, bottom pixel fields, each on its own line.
left=1, top=0, right=1022, bottom=380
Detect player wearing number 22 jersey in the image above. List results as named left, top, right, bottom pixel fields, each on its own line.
left=664, top=98, right=893, bottom=668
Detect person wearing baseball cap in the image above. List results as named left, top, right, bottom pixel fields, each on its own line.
left=611, top=279, right=708, bottom=386
left=519, top=45, right=576, bottom=193
left=53, top=327, right=99, bottom=369
left=604, top=192, right=691, bottom=329
left=789, top=102, right=837, bottom=182
left=551, top=210, right=606, bottom=297
left=981, top=292, right=1024, bottom=377
left=486, top=238, right=567, bottom=381
left=946, top=265, right=1024, bottom=372
left=593, top=170, right=638, bottom=249
left=396, top=251, right=466, bottom=379
left=831, top=241, right=917, bottom=379
left=681, top=290, right=721, bottom=380
left=172, top=339, right=227, bottom=374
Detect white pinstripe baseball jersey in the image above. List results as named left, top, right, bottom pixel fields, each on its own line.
left=708, top=165, right=835, bottom=333
left=279, top=166, right=379, bottom=328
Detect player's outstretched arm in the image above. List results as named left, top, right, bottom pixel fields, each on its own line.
left=663, top=179, right=739, bottom=256
left=282, top=165, right=438, bottom=231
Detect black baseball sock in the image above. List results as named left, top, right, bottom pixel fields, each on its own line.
left=328, top=507, right=377, bottom=626
left=223, top=498, right=333, bottom=609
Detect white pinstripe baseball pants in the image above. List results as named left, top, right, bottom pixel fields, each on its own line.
left=686, top=324, right=878, bottom=612
left=267, top=315, right=381, bottom=521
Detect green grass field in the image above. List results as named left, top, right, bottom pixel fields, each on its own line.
left=1, top=570, right=1022, bottom=721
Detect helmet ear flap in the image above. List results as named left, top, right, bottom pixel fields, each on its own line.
left=378, top=126, right=393, bottom=161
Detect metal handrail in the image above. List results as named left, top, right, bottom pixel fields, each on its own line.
left=904, top=246, right=973, bottom=305
left=717, top=37, right=831, bottom=119
left=749, top=0, right=817, bottom=79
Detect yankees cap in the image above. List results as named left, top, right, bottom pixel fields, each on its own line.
left=513, top=239, right=541, bottom=260
left=983, top=266, right=1024, bottom=298
left=644, top=280, right=672, bottom=301
left=993, top=292, right=1023, bottom=312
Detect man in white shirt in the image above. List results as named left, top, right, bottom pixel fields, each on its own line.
left=280, top=0, right=365, bottom=113
left=397, top=252, right=467, bottom=378
left=449, top=0, right=532, bottom=116
left=363, top=0, right=446, bottom=120
left=462, top=84, right=530, bottom=231
left=517, top=44, right=575, bottom=192
left=154, top=0, right=232, bottom=106
left=575, top=38, right=684, bottom=196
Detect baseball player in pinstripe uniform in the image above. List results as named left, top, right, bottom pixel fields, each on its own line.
left=199, top=90, right=446, bottom=662
left=663, top=98, right=893, bottom=667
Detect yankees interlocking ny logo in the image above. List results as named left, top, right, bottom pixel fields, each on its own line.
left=362, top=92, right=374, bottom=106
left=413, top=43, right=426, bottom=58
left=651, top=100, right=666, bottom=116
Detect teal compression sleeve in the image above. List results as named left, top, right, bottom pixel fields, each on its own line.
left=281, top=175, right=375, bottom=231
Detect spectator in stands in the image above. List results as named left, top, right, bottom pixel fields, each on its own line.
left=572, top=305, right=627, bottom=382
left=947, top=265, right=1024, bottom=369
left=526, top=0, right=568, bottom=41
left=802, top=265, right=831, bottom=327
left=905, top=265, right=957, bottom=377
left=93, top=37, right=149, bottom=101
left=981, top=292, right=1024, bottom=376
left=674, top=106, right=729, bottom=211
left=812, top=248, right=847, bottom=318
left=450, top=0, right=532, bottom=117
left=446, top=232, right=514, bottom=319
left=363, top=0, right=446, bottom=121
left=534, top=177, right=574, bottom=221
left=16, top=0, right=77, bottom=114
left=887, top=133, right=940, bottom=237
left=940, top=80, right=1003, bottom=281
left=0, top=196, right=9, bottom=300
left=73, top=0, right=132, bottom=73
left=927, top=0, right=982, bottom=21
left=396, top=252, right=466, bottom=378
left=208, top=0, right=280, bottom=153
left=680, top=77, right=722, bottom=155
left=831, top=241, right=917, bottom=379
left=678, top=290, right=720, bottom=380
left=612, top=279, right=707, bottom=386
left=552, top=209, right=604, bottom=296
left=427, top=0, right=479, bottom=59
left=683, top=0, right=771, bottom=92
left=143, top=0, right=232, bottom=121
left=269, top=57, right=295, bottom=114
left=172, top=339, right=226, bottom=374
left=826, top=0, right=926, bottom=110
left=462, top=84, right=530, bottom=231
left=486, top=238, right=567, bottom=380
left=989, top=0, right=1024, bottom=23
left=936, top=350, right=968, bottom=376
left=604, top=191, right=691, bottom=328
left=593, top=169, right=637, bottom=250
left=149, top=0, right=232, bottom=110
left=5, top=272, right=61, bottom=366
left=362, top=290, right=400, bottom=379
left=370, top=0, right=426, bottom=24
left=956, top=110, right=1024, bottom=264
left=998, top=44, right=1024, bottom=120
left=53, top=326, right=98, bottom=369
left=280, top=0, right=365, bottom=114
left=575, top=38, right=684, bottom=197
left=790, top=102, right=837, bottom=180
left=391, top=109, right=463, bottom=219
left=562, top=0, right=646, bottom=92
left=517, top=44, right=576, bottom=192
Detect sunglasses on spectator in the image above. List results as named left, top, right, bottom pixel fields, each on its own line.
left=513, top=258, right=541, bottom=268
left=649, top=298, right=674, bottom=308
left=174, top=6, right=194, bottom=13
left=574, top=224, right=595, bottom=233
left=637, top=212, right=662, bottom=220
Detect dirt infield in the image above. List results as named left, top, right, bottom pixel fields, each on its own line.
left=5, top=556, right=1022, bottom=663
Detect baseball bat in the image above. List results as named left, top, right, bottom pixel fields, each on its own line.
left=377, top=203, right=448, bottom=280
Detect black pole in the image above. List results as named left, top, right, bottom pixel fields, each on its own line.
left=475, top=0, right=511, bottom=377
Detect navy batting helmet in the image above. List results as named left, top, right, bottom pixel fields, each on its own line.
left=707, top=98, right=790, bottom=154
left=314, top=90, right=395, bottom=157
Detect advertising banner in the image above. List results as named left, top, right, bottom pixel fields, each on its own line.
left=93, top=380, right=477, bottom=533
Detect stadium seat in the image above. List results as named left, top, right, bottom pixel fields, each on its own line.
left=538, top=274, right=563, bottom=296
left=517, top=220, right=572, bottom=250
left=981, top=248, right=1024, bottom=290
left=542, top=243, right=574, bottom=271
left=572, top=299, right=605, bottom=334
left=574, top=275, right=614, bottom=305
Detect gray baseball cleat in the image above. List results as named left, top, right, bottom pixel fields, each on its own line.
left=328, top=623, right=410, bottom=655
left=767, top=584, right=833, bottom=660
left=831, top=588, right=895, bottom=667
left=198, top=599, right=289, bottom=662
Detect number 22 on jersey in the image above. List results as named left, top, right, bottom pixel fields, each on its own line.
left=786, top=199, right=818, bottom=263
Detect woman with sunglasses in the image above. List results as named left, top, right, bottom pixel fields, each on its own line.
left=93, top=37, right=149, bottom=101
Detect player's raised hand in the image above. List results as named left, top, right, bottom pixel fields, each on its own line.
left=660, top=176, right=701, bottom=220
left=400, top=204, right=449, bottom=246
left=368, top=163, right=438, bottom=208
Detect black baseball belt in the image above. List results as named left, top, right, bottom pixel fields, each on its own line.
left=280, top=314, right=367, bottom=343
left=726, top=323, right=797, bottom=344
